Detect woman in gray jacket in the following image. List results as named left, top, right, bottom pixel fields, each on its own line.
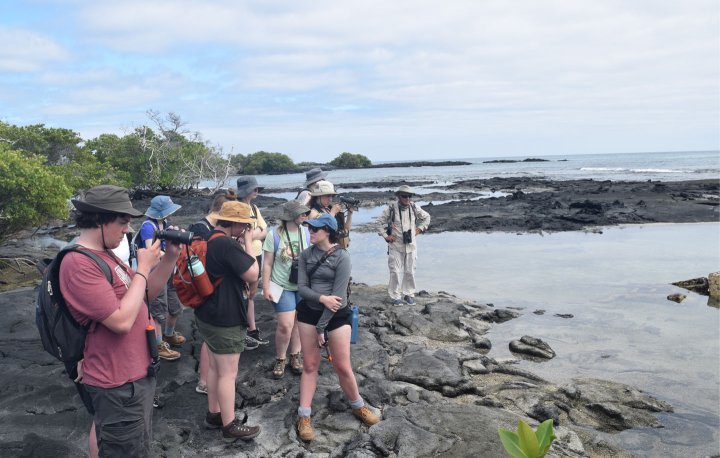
left=294, top=214, right=379, bottom=441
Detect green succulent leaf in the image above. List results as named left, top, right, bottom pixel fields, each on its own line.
left=535, top=419, right=557, bottom=456
left=498, top=429, right=529, bottom=458
left=517, top=420, right=540, bottom=458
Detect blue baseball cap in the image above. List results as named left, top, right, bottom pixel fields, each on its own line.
left=305, top=213, right=338, bottom=232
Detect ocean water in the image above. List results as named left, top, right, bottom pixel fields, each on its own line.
left=229, top=150, right=719, bottom=456
left=217, top=150, right=720, bottom=190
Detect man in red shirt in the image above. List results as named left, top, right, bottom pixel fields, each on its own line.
left=62, top=185, right=181, bottom=457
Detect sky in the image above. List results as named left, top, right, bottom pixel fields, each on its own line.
left=1, top=0, right=718, bottom=163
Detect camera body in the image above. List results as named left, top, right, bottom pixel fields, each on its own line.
left=402, top=229, right=413, bottom=244
left=337, top=195, right=360, bottom=210
left=153, top=229, right=194, bottom=245
left=289, top=258, right=299, bottom=284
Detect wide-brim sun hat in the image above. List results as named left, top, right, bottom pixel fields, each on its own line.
left=71, top=185, right=144, bottom=217
left=280, top=200, right=310, bottom=221
left=309, top=180, right=337, bottom=197
left=304, top=168, right=328, bottom=187
left=395, top=185, right=416, bottom=196
left=145, top=195, right=182, bottom=219
left=236, top=176, right=264, bottom=199
left=304, top=213, right=338, bottom=232
left=209, top=201, right=256, bottom=224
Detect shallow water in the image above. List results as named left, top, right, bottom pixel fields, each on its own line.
left=347, top=222, right=720, bottom=457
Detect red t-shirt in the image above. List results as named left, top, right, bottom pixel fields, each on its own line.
left=59, top=249, right=152, bottom=389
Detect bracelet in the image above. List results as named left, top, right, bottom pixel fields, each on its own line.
left=135, top=272, right=149, bottom=287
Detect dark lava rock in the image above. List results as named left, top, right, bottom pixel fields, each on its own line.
left=666, top=293, right=687, bottom=303
left=509, top=335, right=556, bottom=360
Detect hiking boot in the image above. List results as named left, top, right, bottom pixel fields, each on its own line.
left=157, top=341, right=181, bottom=361
left=289, top=352, right=303, bottom=375
left=196, top=383, right=208, bottom=395
left=153, top=395, right=164, bottom=409
left=205, top=411, right=222, bottom=429
left=390, top=298, right=402, bottom=306
left=403, top=295, right=416, bottom=305
left=246, top=329, right=269, bottom=346
left=244, top=335, right=259, bottom=351
left=272, top=358, right=286, bottom=379
left=352, top=406, right=380, bottom=426
left=163, top=331, right=186, bottom=346
left=296, top=416, right=315, bottom=442
left=222, top=417, right=260, bottom=442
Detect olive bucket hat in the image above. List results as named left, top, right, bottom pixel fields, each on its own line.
left=71, top=185, right=144, bottom=217
left=280, top=200, right=310, bottom=221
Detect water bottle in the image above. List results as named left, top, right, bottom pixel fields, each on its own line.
left=188, top=256, right=214, bottom=297
left=350, top=305, right=359, bottom=344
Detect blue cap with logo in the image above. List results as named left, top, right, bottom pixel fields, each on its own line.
left=305, top=213, right=338, bottom=232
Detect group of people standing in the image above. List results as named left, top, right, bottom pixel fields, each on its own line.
left=59, top=167, right=430, bottom=456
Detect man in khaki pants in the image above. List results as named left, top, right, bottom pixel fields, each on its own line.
left=376, top=185, right=431, bottom=305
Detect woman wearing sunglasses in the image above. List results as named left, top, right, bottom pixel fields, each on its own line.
left=294, top=214, right=379, bottom=441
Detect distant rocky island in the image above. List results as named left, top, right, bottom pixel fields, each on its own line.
left=483, top=158, right=550, bottom=164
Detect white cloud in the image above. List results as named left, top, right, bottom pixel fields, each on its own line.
left=0, top=27, right=69, bottom=71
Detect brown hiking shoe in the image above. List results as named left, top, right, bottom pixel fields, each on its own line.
left=162, top=332, right=186, bottom=346
left=272, top=358, right=286, bottom=379
left=289, top=352, right=303, bottom=375
left=222, top=417, right=260, bottom=442
left=352, top=406, right=380, bottom=426
left=157, top=341, right=180, bottom=361
left=296, top=416, right=315, bottom=442
left=205, top=411, right=222, bottom=429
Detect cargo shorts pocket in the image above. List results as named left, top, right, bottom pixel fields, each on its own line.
left=99, top=418, right=146, bottom=458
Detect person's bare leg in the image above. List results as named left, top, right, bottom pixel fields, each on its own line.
left=298, top=322, right=321, bottom=408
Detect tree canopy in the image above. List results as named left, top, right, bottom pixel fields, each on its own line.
left=329, top=152, right=372, bottom=168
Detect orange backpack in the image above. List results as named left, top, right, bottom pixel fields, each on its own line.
left=173, top=232, right=224, bottom=308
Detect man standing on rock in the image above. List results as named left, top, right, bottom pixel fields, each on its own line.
left=376, top=185, right=431, bottom=305
left=62, top=185, right=181, bottom=457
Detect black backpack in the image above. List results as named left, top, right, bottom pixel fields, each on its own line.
left=35, top=245, right=113, bottom=363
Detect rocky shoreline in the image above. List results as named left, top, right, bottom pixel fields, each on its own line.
left=0, top=176, right=717, bottom=456
left=0, top=284, right=671, bottom=457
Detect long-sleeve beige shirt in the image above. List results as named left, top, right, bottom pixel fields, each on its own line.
left=375, top=200, right=431, bottom=253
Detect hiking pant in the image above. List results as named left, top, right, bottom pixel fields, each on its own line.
left=387, top=248, right=417, bottom=300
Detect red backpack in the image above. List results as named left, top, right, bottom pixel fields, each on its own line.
left=173, top=232, right=224, bottom=308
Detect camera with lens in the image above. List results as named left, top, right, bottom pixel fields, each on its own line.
left=153, top=229, right=194, bottom=245
left=402, top=229, right=413, bottom=244
left=337, top=195, right=360, bottom=209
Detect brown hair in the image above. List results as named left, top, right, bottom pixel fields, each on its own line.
left=210, top=188, right=237, bottom=213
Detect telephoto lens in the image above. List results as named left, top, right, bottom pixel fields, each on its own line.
left=338, top=195, right=360, bottom=206
left=154, top=229, right=194, bottom=245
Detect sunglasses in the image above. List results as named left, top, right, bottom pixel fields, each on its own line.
left=398, top=194, right=412, bottom=198
left=308, top=226, right=329, bottom=233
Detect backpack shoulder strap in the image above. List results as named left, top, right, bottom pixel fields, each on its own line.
left=272, top=227, right=281, bottom=256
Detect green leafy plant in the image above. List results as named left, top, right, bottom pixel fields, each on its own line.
left=498, top=419, right=556, bottom=458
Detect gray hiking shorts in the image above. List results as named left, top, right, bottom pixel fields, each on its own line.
left=85, top=375, right=155, bottom=457
left=149, top=279, right=182, bottom=325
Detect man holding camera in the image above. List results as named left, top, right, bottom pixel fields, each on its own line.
left=376, top=185, right=431, bottom=306
left=63, top=185, right=181, bottom=457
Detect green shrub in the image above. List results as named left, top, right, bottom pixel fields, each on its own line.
left=498, top=419, right=556, bottom=458
left=0, top=145, right=72, bottom=244
left=329, top=152, right=371, bottom=168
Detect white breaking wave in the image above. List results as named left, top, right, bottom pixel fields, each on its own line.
left=580, top=167, right=627, bottom=171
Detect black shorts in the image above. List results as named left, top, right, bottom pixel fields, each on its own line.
left=255, top=255, right=262, bottom=277
left=296, top=300, right=352, bottom=332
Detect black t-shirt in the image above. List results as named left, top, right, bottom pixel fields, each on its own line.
left=194, top=231, right=256, bottom=327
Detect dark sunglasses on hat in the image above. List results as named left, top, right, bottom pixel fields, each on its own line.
left=398, top=194, right=412, bottom=198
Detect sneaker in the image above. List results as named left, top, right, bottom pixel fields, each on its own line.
left=296, top=416, right=315, bottom=442
left=196, top=383, right=208, bottom=395
left=205, top=411, right=222, bottom=429
left=162, top=331, right=186, bottom=346
left=390, top=298, right=403, bottom=306
left=246, top=329, right=270, bottom=346
left=157, top=341, right=181, bottom=361
left=153, top=395, right=164, bottom=409
left=352, top=405, right=380, bottom=426
left=288, top=352, right=303, bottom=375
left=403, top=295, right=416, bottom=305
left=222, top=417, right=260, bottom=442
left=244, top=336, right=259, bottom=351
left=272, top=358, right=286, bottom=379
